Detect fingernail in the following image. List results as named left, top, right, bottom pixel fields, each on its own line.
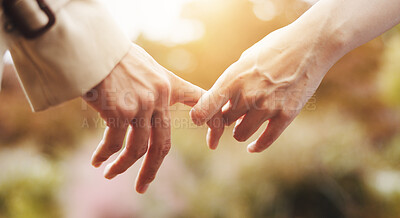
left=209, top=143, right=217, bottom=150
left=104, top=164, right=116, bottom=180
left=93, top=162, right=102, bottom=168
left=247, top=141, right=257, bottom=153
left=206, top=128, right=214, bottom=150
left=189, top=108, right=195, bottom=118
left=137, top=184, right=149, bottom=194
left=233, top=131, right=246, bottom=142
left=190, top=108, right=204, bottom=126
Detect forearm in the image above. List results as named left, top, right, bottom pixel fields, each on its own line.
left=287, top=0, right=400, bottom=64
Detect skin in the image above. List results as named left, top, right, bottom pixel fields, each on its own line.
left=83, top=0, right=400, bottom=193
left=190, top=0, right=400, bottom=152
left=83, top=44, right=223, bottom=194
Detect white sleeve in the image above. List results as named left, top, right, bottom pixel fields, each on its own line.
left=2, top=0, right=131, bottom=111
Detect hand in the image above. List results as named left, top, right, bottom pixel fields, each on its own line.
left=190, top=26, right=337, bottom=153
left=83, top=44, right=224, bottom=193
left=190, top=0, right=400, bottom=153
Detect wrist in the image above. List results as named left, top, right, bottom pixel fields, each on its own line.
left=282, top=0, right=359, bottom=68
left=285, top=21, right=348, bottom=68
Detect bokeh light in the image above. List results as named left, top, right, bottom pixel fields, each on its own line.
left=102, top=0, right=204, bottom=46
left=1, top=0, right=400, bottom=217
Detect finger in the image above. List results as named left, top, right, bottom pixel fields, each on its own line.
left=222, top=103, right=249, bottom=126
left=190, top=64, right=238, bottom=126
left=190, top=85, right=231, bottom=126
left=136, top=110, right=171, bottom=194
left=221, top=91, right=251, bottom=126
left=247, top=113, right=293, bottom=153
left=103, top=112, right=152, bottom=179
left=233, top=109, right=271, bottom=142
left=170, top=76, right=205, bottom=107
left=206, top=111, right=225, bottom=150
left=91, top=126, right=127, bottom=168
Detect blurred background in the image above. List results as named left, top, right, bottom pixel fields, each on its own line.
left=1, top=0, right=400, bottom=217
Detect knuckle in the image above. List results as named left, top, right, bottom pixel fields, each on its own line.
left=159, top=143, right=171, bottom=157
left=280, top=113, right=291, bottom=121
left=192, top=107, right=208, bottom=120
left=120, top=105, right=139, bottom=117
left=257, top=99, right=272, bottom=111
left=152, top=139, right=171, bottom=157
left=136, top=146, right=148, bottom=158
left=118, top=154, right=130, bottom=163
left=104, top=116, right=124, bottom=129
left=117, top=155, right=134, bottom=171
left=101, top=110, right=118, bottom=120
left=156, top=81, right=171, bottom=94
left=279, top=110, right=295, bottom=121
left=152, top=114, right=171, bottom=128
left=262, top=108, right=275, bottom=117
left=146, top=92, right=156, bottom=103
left=131, top=117, right=150, bottom=128
left=143, top=100, right=155, bottom=111
left=126, top=145, right=148, bottom=159
left=144, top=175, right=156, bottom=184
left=152, top=107, right=167, bottom=117
left=107, top=143, right=121, bottom=153
left=123, top=111, right=136, bottom=120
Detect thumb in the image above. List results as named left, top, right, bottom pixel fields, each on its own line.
left=190, top=81, right=230, bottom=126
left=190, top=62, right=241, bottom=126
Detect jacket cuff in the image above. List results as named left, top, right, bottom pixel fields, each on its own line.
left=3, top=0, right=131, bottom=111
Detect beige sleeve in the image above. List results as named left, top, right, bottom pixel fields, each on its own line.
left=2, top=0, right=131, bottom=111
left=0, top=23, right=7, bottom=91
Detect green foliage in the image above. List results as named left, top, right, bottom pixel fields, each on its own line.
left=171, top=109, right=400, bottom=218
left=0, top=1, right=400, bottom=217
left=378, top=26, right=400, bottom=106
left=0, top=88, right=98, bottom=158
left=0, top=163, right=61, bottom=218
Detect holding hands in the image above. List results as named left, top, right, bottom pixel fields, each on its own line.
left=190, top=26, right=333, bottom=153
left=85, top=0, right=400, bottom=193
left=3, top=0, right=399, bottom=196
left=83, top=44, right=223, bottom=193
